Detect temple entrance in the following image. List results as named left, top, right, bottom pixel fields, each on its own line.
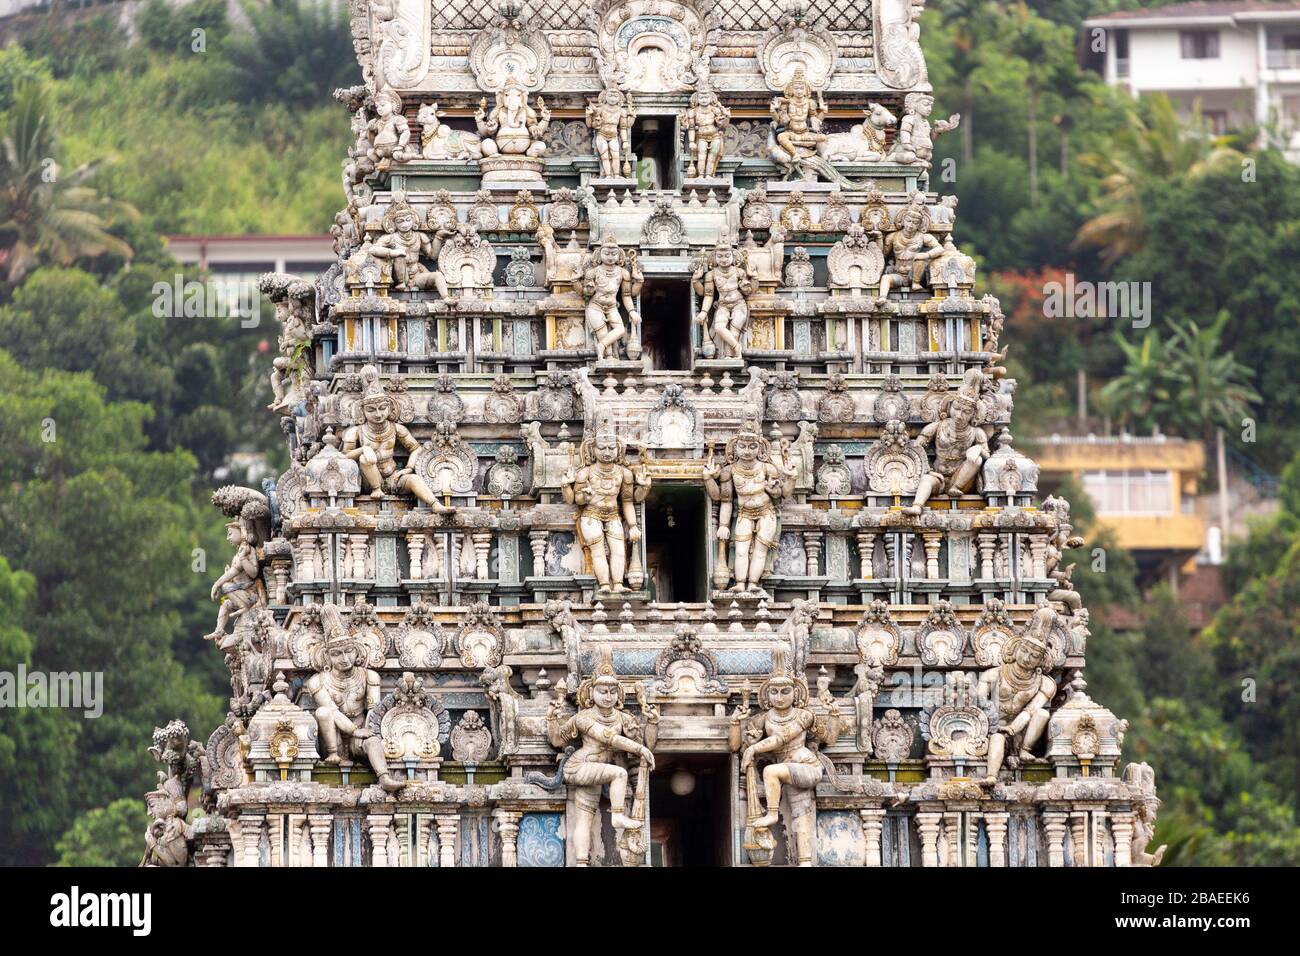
left=643, top=484, right=707, bottom=603
left=649, top=754, right=731, bottom=867
left=639, top=278, right=694, bottom=370
left=632, top=116, right=677, bottom=190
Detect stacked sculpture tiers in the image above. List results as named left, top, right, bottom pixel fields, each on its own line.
left=151, top=0, right=1164, bottom=868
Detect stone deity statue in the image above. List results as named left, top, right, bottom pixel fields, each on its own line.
left=341, top=365, right=454, bottom=511
left=476, top=77, right=550, bottom=158
left=368, top=89, right=418, bottom=164
left=880, top=203, right=942, bottom=297
left=682, top=87, right=731, bottom=178
left=891, top=92, right=960, bottom=168
left=585, top=88, right=634, bottom=178
left=978, top=605, right=1057, bottom=784
left=368, top=198, right=452, bottom=296
left=693, top=239, right=757, bottom=360
left=729, top=645, right=840, bottom=866
left=704, top=418, right=798, bottom=595
left=561, top=424, right=651, bottom=594
left=546, top=647, right=656, bottom=866
left=581, top=236, right=643, bottom=361
left=769, top=66, right=828, bottom=175
left=903, top=370, right=989, bottom=514
left=305, top=604, right=405, bottom=792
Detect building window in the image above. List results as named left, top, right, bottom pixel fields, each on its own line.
left=1202, top=110, right=1228, bottom=135
left=1180, top=30, right=1220, bottom=59
left=1081, top=470, right=1174, bottom=515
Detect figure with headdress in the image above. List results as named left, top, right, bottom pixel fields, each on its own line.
left=729, top=644, right=840, bottom=866
left=368, top=196, right=452, bottom=296
left=682, top=84, right=731, bottom=178
left=586, top=87, right=634, bottom=178
left=546, top=646, right=656, bottom=866
left=342, top=365, right=454, bottom=511
left=978, top=605, right=1057, bottom=785
left=890, top=91, right=959, bottom=168
left=879, top=200, right=942, bottom=297
left=476, top=76, right=550, bottom=158
left=693, top=238, right=757, bottom=360
left=561, top=420, right=650, bottom=594
left=304, top=604, right=405, bottom=792
left=704, top=418, right=798, bottom=595
left=903, top=368, right=990, bottom=515
left=768, top=66, right=828, bottom=176
left=367, top=88, right=419, bottom=164
left=580, top=235, right=642, bottom=361
left=205, top=486, right=271, bottom=643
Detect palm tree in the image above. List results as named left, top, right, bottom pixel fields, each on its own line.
left=1075, top=94, right=1243, bottom=265
left=1097, top=329, right=1175, bottom=434
left=1164, top=311, right=1259, bottom=444
left=0, top=81, right=137, bottom=286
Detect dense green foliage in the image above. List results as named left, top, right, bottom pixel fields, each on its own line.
left=0, top=0, right=1297, bottom=865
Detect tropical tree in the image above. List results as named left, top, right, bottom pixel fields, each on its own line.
left=1163, top=311, right=1260, bottom=444
left=1076, top=94, right=1243, bottom=265
left=0, top=81, right=137, bottom=285
left=1097, top=329, right=1175, bottom=433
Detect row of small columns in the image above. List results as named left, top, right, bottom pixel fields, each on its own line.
left=854, top=531, right=1050, bottom=581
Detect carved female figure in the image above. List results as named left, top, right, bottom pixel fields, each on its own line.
left=682, top=87, right=731, bottom=178
left=729, top=645, right=840, bottom=866
left=581, top=236, right=642, bottom=360
left=586, top=87, right=634, bottom=178
left=561, top=425, right=650, bottom=593
left=704, top=419, right=798, bottom=595
left=546, top=647, right=655, bottom=866
left=693, top=240, right=756, bottom=359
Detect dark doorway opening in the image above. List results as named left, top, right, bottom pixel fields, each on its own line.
left=650, top=754, right=731, bottom=867
left=632, top=116, right=677, bottom=190
left=639, top=278, right=694, bottom=371
left=644, top=483, right=707, bottom=603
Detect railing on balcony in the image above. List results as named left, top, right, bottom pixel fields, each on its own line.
left=1266, top=49, right=1300, bottom=69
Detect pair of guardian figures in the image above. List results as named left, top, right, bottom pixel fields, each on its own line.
left=562, top=418, right=796, bottom=598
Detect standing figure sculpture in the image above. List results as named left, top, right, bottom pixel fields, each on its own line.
left=581, top=235, right=642, bottom=361
left=476, top=77, right=550, bottom=158
left=546, top=646, right=656, bottom=866
left=769, top=66, right=828, bottom=176
left=586, top=87, right=634, bottom=178
left=682, top=86, right=731, bottom=178
left=903, top=369, right=989, bottom=514
left=368, top=197, right=452, bottom=296
left=978, top=605, right=1057, bottom=784
left=342, top=365, right=453, bottom=511
left=561, top=422, right=651, bottom=594
left=704, top=418, right=798, bottom=595
left=305, top=604, right=405, bottom=792
left=693, top=239, right=757, bottom=359
left=729, top=644, right=840, bottom=866
left=891, top=92, right=960, bottom=168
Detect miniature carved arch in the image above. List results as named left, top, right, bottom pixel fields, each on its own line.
left=588, top=0, right=717, bottom=93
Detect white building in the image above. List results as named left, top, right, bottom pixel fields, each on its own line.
left=1085, top=1, right=1300, bottom=150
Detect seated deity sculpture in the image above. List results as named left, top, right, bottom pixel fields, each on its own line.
left=305, top=604, right=405, bottom=792
left=682, top=86, right=731, bottom=178
left=561, top=422, right=650, bottom=594
left=368, top=89, right=418, bottom=164
left=341, top=365, right=453, bottom=511
left=880, top=202, right=943, bottom=297
left=580, top=235, right=642, bottom=361
left=704, top=418, right=798, bottom=596
left=546, top=647, right=655, bottom=866
left=693, top=239, right=757, bottom=360
left=979, top=606, right=1058, bottom=784
left=891, top=92, right=960, bottom=168
left=368, top=198, right=452, bottom=297
left=585, top=87, right=633, bottom=178
left=730, top=644, right=840, bottom=866
left=768, top=66, right=828, bottom=176
left=903, top=370, right=989, bottom=514
left=476, top=77, right=550, bottom=158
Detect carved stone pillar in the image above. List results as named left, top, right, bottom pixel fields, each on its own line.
left=494, top=809, right=523, bottom=868
left=1043, top=810, right=1069, bottom=868
left=884, top=535, right=898, bottom=579
left=271, top=560, right=291, bottom=604
left=1070, top=811, right=1089, bottom=867
left=923, top=532, right=943, bottom=580
left=296, top=532, right=317, bottom=580
left=395, top=814, right=412, bottom=867
left=803, top=531, right=823, bottom=576
left=856, top=531, right=877, bottom=578
left=529, top=529, right=548, bottom=577
left=196, top=837, right=231, bottom=867
left=435, top=814, right=459, bottom=867
left=308, top=814, right=332, bottom=868
left=416, top=814, right=433, bottom=867
left=238, top=813, right=264, bottom=868
left=407, top=532, right=426, bottom=580
left=434, top=533, right=449, bottom=582
left=1029, top=535, right=1048, bottom=579
left=915, top=811, right=942, bottom=867
left=977, top=532, right=997, bottom=580
left=860, top=808, right=886, bottom=867
left=366, top=813, right=394, bottom=867
left=1110, top=812, right=1135, bottom=868
left=349, top=533, right=369, bottom=580
left=983, top=811, right=1009, bottom=868
left=901, top=533, right=915, bottom=578
left=472, top=530, right=493, bottom=580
